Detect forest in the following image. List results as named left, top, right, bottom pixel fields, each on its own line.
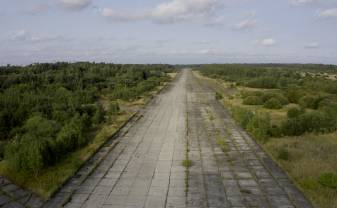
left=0, top=62, right=173, bottom=176
left=196, top=64, right=337, bottom=207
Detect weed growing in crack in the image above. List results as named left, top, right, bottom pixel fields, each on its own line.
left=182, top=159, right=192, bottom=168
left=217, top=137, right=228, bottom=152
left=184, top=101, right=190, bottom=197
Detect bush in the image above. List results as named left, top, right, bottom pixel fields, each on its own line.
left=261, top=92, right=289, bottom=105
left=232, top=107, right=272, bottom=141
left=324, top=82, right=337, bottom=94
left=5, top=134, right=54, bottom=175
left=318, top=172, right=337, bottom=189
left=91, top=104, right=105, bottom=125
left=55, top=116, right=86, bottom=154
left=281, top=118, right=305, bottom=136
left=277, top=148, right=290, bottom=161
left=299, top=95, right=325, bottom=109
left=215, top=92, right=223, bottom=100
left=243, top=96, right=263, bottom=105
left=318, top=99, right=337, bottom=113
left=287, top=107, right=304, bottom=118
left=301, top=111, right=336, bottom=133
left=282, top=111, right=336, bottom=136
left=269, top=125, right=282, bottom=137
left=285, top=87, right=304, bottom=104
left=3, top=115, right=92, bottom=174
left=232, top=107, right=254, bottom=128
left=23, top=115, right=60, bottom=138
left=246, top=113, right=271, bottom=142
left=245, top=77, right=278, bottom=89
left=4, top=116, right=60, bottom=174
left=264, top=98, right=282, bottom=109
left=240, top=90, right=263, bottom=98
left=108, top=102, right=120, bottom=116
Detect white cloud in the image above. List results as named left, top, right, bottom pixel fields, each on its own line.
left=10, top=30, right=30, bottom=41
left=25, top=4, right=49, bottom=15
left=8, top=30, right=70, bottom=43
left=260, top=38, right=276, bottom=46
left=291, top=0, right=314, bottom=6
left=305, top=42, right=320, bottom=48
left=318, top=8, right=337, bottom=18
left=233, top=19, right=257, bottom=30
left=101, top=0, right=222, bottom=24
left=151, top=0, right=220, bottom=23
left=100, top=8, right=149, bottom=22
left=291, top=0, right=337, bottom=6
left=59, top=0, right=91, bottom=11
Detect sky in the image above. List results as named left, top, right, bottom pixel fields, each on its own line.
left=1, top=0, right=337, bottom=65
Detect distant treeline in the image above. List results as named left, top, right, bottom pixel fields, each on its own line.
left=0, top=62, right=174, bottom=174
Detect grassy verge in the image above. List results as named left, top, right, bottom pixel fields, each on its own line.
left=0, top=75, right=177, bottom=199
left=194, top=71, right=337, bottom=208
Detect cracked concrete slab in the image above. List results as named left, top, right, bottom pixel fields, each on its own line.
left=185, top=69, right=312, bottom=208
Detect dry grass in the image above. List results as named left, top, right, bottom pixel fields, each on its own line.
left=264, top=133, right=337, bottom=208
left=168, top=72, right=178, bottom=79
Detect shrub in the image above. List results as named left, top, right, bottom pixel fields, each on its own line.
left=245, top=77, right=278, bottom=89
left=4, top=116, right=59, bottom=174
left=287, top=107, right=304, bottom=118
left=318, top=172, right=337, bottom=189
left=240, top=90, right=263, bottom=99
left=301, top=111, right=336, bottom=133
left=23, top=115, right=60, bottom=138
left=243, top=96, right=263, bottom=105
left=318, top=99, right=337, bottom=113
left=246, top=113, right=271, bottom=142
left=91, top=104, right=105, bottom=125
left=232, top=107, right=254, bottom=128
left=56, top=115, right=88, bottom=156
left=285, top=87, right=305, bottom=104
left=281, top=118, right=305, bottom=136
left=264, top=98, right=282, bottom=109
left=282, top=111, right=336, bottom=136
left=277, top=148, right=290, bottom=161
left=324, top=82, right=337, bottom=94
left=215, top=92, right=223, bottom=100
left=261, top=92, right=289, bottom=105
left=299, top=95, right=325, bottom=109
left=108, top=102, right=120, bottom=116
left=5, top=134, right=53, bottom=175
left=269, top=125, right=282, bottom=137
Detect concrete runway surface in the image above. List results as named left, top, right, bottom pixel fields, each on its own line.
left=43, top=69, right=312, bottom=208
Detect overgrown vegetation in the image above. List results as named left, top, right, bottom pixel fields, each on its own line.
left=0, top=62, right=173, bottom=196
left=198, top=64, right=337, bottom=138
left=195, top=64, right=337, bottom=208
